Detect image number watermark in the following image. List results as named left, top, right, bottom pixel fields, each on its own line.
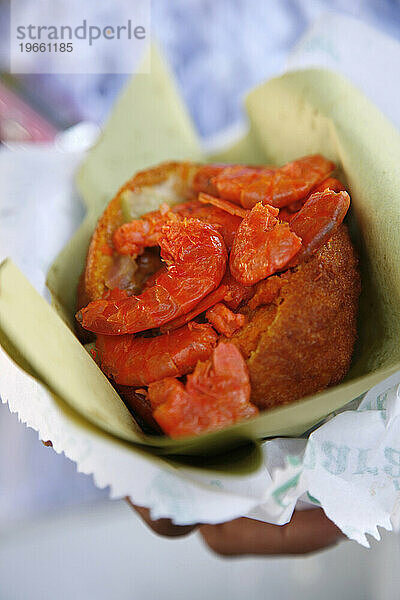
left=10, top=0, right=151, bottom=74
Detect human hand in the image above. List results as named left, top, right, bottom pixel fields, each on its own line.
left=127, top=499, right=344, bottom=557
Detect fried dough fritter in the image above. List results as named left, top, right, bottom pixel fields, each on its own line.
left=78, top=159, right=360, bottom=416
left=230, top=224, right=360, bottom=409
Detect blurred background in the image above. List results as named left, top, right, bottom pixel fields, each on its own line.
left=1, top=1, right=400, bottom=598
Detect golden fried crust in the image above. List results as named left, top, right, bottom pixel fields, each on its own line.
left=230, top=224, right=360, bottom=409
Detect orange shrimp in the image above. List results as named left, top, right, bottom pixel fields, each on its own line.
left=113, top=199, right=241, bottom=254
left=212, top=155, right=335, bottom=209
left=160, top=271, right=254, bottom=332
left=312, top=176, right=345, bottom=194
left=112, top=203, right=174, bottom=257
left=230, top=203, right=302, bottom=285
left=159, top=284, right=230, bottom=333
left=288, top=189, right=350, bottom=266
left=205, top=303, right=247, bottom=337
left=77, top=218, right=228, bottom=335
left=192, top=164, right=230, bottom=196
left=95, top=322, right=217, bottom=387
left=174, top=200, right=241, bottom=251
left=279, top=177, right=345, bottom=222
left=198, top=192, right=249, bottom=218
left=149, top=342, right=258, bottom=438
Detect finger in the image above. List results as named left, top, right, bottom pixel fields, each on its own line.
left=200, top=509, right=344, bottom=557
left=126, top=498, right=198, bottom=537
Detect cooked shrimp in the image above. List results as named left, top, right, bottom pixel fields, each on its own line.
left=198, top=192, right=249, bottom=218
left=96, top=322, right=217, bottom=387
left=279, top=177, right=345, bottom=222
left=149, top=342, right=258, bottom=438
left=288, top=189, right=350, bottom=265
left=230, top=203, right=302, bottom=285
left=113, top=199, right=241, bottom=255
left=159, top=271, right=254, bottom=332
left=77, top=218, right=228, bottom=334
left=212, top=155, right=335, bottom=209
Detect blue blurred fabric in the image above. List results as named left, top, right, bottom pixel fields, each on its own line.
left=2, top=0, right=400, bottom=137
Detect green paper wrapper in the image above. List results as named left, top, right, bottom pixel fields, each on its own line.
left=1, top=46, right=400, bottom=458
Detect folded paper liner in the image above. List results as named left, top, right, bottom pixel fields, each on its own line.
left=1, top=46, right=400, bottom=544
